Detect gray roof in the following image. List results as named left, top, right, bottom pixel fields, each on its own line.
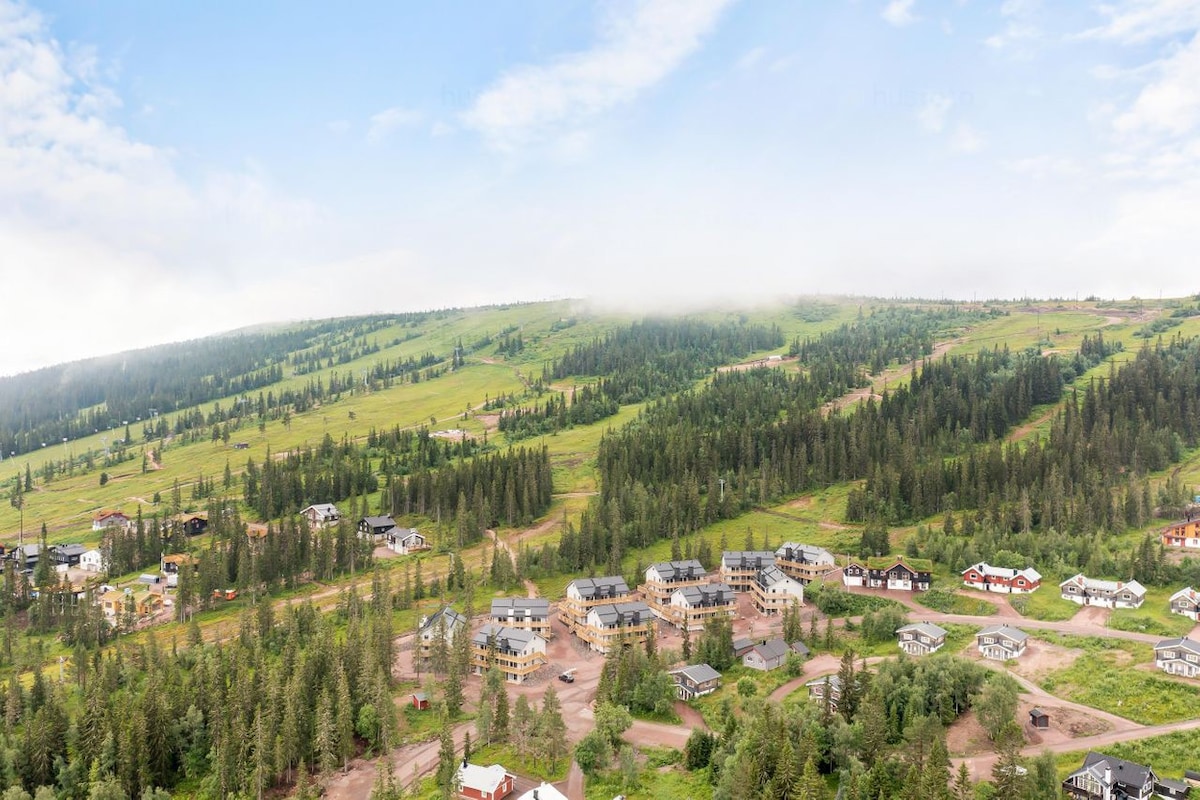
left=673, top=663, right=721, bottom=684
left=589, top=601, right=651, bottom=626
left=732, top=636, right=756, bottom=653
left=748, top=638, right=789, bottom=662
left=491, top=597, right=550, bottom=618
left=805, top=674, right=841, bottom=690
left=54, top=543, right=88, bottom=557
left=569, top=576, right=630, bottom=600
left=775, top=542, right=835, bottom=565
left=977, top=625, right=1029, bottom=643
left=1059, top=574, right=1147, bottom=597
left=472, top=624, right=542, bottom=653
left=360, top=515, right=396, bottom=528
left=673, top=583, right=734, bottom=607
left=1069, top=752, right=1155, bottom=792
left=720, top=551, right=774, bottom=570
left=420, top=606, right=467, bottom=634
left=648, top=560, right=706, bottom=581
left=790, top=640, right=811, bottom=656
left=1155, top=637, right=1200, bottom=656
left=896, top=622, right=948, bottom=639
left=755, top=564, right=798, bottom=588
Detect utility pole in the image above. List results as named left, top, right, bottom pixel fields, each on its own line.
left=718, top=478, right=726, bottom=503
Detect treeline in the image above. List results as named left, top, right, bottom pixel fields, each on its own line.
left=0, top=316, right=413, bottom=457
left=789, top=304, right=997, bottom=374
left=550, top=319, right=784, bottom=403
left=555, top=330, right=1142, bottom=572
left=687, top=653, right=1052, bottom=800
left=0, top=584, right=397, bottom=799
left=496, top=384, right=619, bottom=440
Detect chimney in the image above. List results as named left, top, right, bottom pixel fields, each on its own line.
left=461, top=758, right=467, bottom=769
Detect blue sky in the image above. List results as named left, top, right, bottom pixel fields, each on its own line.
left=1, top=0, right=1198, bottom=375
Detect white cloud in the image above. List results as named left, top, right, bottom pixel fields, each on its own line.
left=984, top=0, right=1042, bottom=52
left=882, top=0, right=917, bottom=27
left=1077, top=0, right=1200, bottom=44
left=917, top=93, right=953, bottom=132
left=950, top=122, right=985, bottom=153
left=736, top=46, right=766, bottom=71
left=1113, top=33, right=1200, bottom=139
left=366, top=106, right=423, bottom=143
left=461, top=0, right=733, bottom=150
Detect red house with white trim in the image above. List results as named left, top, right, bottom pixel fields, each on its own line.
left=456, top=762, right=514, bottom=800
left=961, top=562, right=1042, bottom=594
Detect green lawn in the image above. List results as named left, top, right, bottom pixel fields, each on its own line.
left=913, top=589, right=998, bottom=617
left=1108, top=585, right=1195, bottom=637
left=1010, top=589, right=1079, bottom=622
left=1054, top=729, right=1200, bottom=781
left=1037, top=638, right=1200, bottom=725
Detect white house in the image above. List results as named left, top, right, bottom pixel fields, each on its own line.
left=80, top=549, right=107, bottom=573
left=896, top=622, right=948, bottom=656
left=1059, top=574, right=1146, bottom=609
left=514, top=783, right=568, bottom=800
left=975, top=625, right=1029, bottom=660
left=1154, top=637, right=1200, bottom=679
left=387, top=528, right=429, bottom=555
left=1169, top=587, right=1200, bottom=621
left=300, top=503, right=340, bottom=528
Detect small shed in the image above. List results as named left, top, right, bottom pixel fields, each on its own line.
left=1029, top=708, right=1049, bottom=729
left=411, top=692, right=430, bottom=711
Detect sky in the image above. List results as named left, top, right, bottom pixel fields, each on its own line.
left=1, top=0, right=1198, bottom=376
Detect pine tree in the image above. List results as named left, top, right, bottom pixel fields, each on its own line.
left=539, top=686, right=568, bottom=771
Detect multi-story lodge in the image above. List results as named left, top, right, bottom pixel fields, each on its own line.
left=896, top=622, right=947, bottom=656
left=559, top=576, right=632, bottom=634
left=1162, top=517, right=1200, bottom=550
left=664, top=583, right=736, bottom=632
left=750, top=565, right=805, bottom=615
left=961, top=562, right=1042, bottom=594
left=1169, top=587, right=1200, bottom=621
left=578, top=601, right=655, bottom=654
left=1062, top=752, right=1190, bottom=800
left=490, top=597, right=552, bottom=639
left=843, top=556, right=933, bottom=592
left=719, top=551, right=775, bottom=592
left=640, top=560, right=708, bottom=615
left=418, top=606, right=467, bottom=661
left=1059, top=574, right=1147, bottom=609
left=774, top=542, right=836, bottom=584
left=471, top=624, right=547, bottom=684
left=1154, top=637, right=1200, bottom=679
left=975, top=625, right=1029, bottom=660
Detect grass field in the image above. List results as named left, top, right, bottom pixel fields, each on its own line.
left=914, top=589, right=998, bottom=616
left=1108, top=585, right=1196, bottom=637
left=1036, top=635, right=1200, bottom=725
left=1010, top=588, right=1080, bottom=622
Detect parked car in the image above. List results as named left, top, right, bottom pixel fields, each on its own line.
left=558, top=671, right=575, bottom=683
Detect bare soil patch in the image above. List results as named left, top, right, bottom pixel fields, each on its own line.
left=1009, top=640, right=1082, bottom=684
left=1070, top=605, right=1111, bottom=628
left=477, top=413, right=500, bottom=433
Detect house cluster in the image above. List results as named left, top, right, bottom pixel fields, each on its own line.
left=718, top=543, right=831, bottom=613
left=1059, top=574, right=1147, bottom=608
left=7, top=542, right=107, bottom=576
left=560, top=576, right=654, bottom=654
left=640, top=560, right=737, bottom=631
left=417, top=598, right=554, bottom=685
left=356, top=514, right=429, bottom=555
left=843, top=555, right=933, bottom=592
left=961, top=561, right=1042, bottom=594
left=1062, top=751, right=1189, bottom=800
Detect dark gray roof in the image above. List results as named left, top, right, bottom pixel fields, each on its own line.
left=674, top=583, right=734, bottom=607
left=472, top=624, right=542, bottom=653
left=1072, top=752, right=1156, bottom=792
left=805, top=674, right=842, bottom=690
left=491, top=597, right=550, bottom=618
left=360, top=515, right=396, bottom=528
left=54, top=543, right=87, bottom=557
left=790, top=640, right=811, bottom=656
left=648, top=560, right=706, bottom=581
left=748, top=638, right=789, bottom=662
left=720, top=551, right=774, bottom=570
left=569, top=576, right=630, bottom=600
left=673, top=663, right=721, bottom=684
left=589, top=601, right=651, bottom=626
